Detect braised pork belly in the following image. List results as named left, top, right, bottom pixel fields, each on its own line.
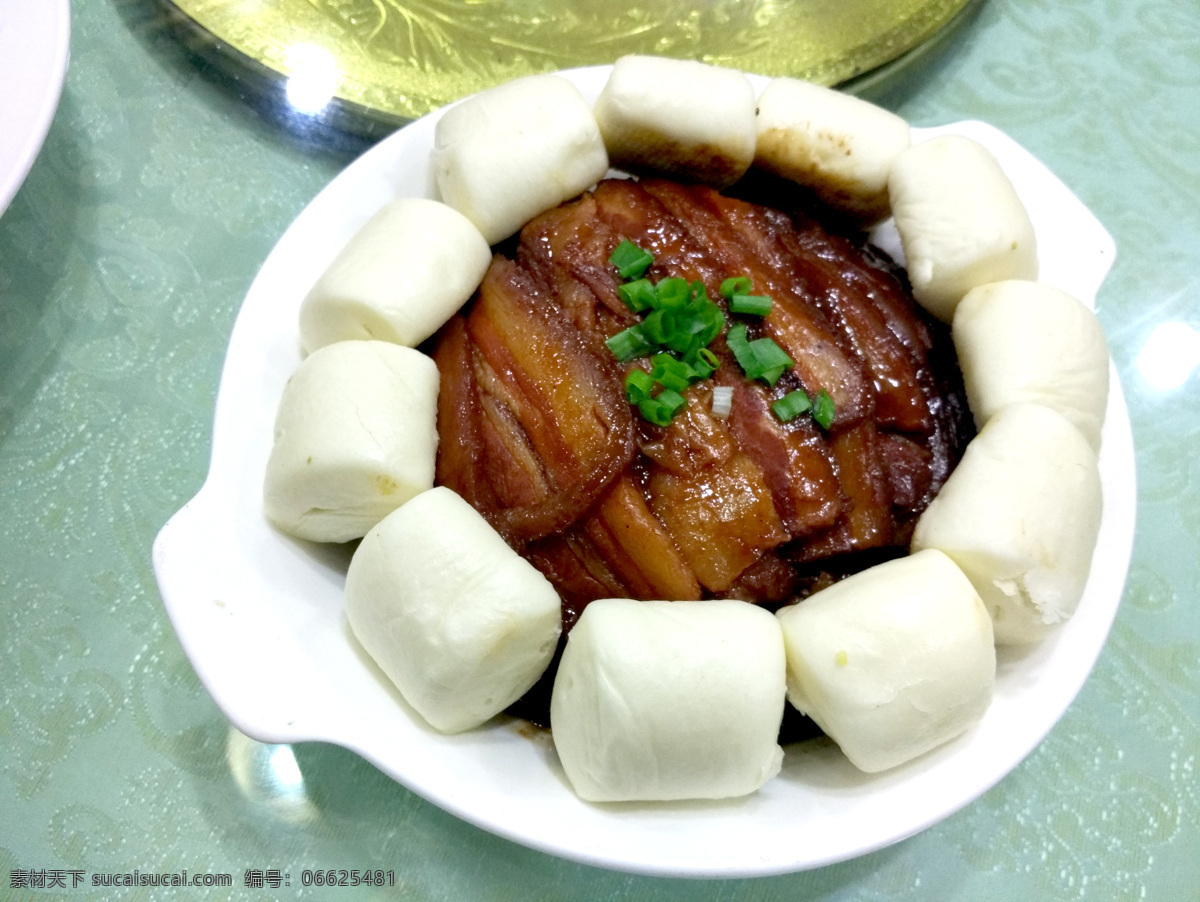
left=433, top=177, right=973, bottom=631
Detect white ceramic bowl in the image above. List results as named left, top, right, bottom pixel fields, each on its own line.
left=0, top=0, right=70, bottom=218
left=153, top=66, right=1134, bottom=877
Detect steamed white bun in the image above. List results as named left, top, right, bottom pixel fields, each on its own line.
left=776, top=549, right=995, bottom=773
left=263, top=341, right=439, bottom=543
left=911, top=403, right=1103, bottom=644
left=889, top=135, right=1038, bottom=322
left=593, top=55, right=757, bottom=188
left=298, top=197, right=491, bottom=353
left=754, top=77, right=911, bottom=224
left=550, top=599, right=785, bottom=802
left=432, top=74, right=609, bottom=245
left=344, top=487, right=562, bottom=734
left=953, top=280, right=1110, bottom=450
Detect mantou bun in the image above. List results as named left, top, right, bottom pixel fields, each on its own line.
left=911, top=403, right=1103, bottom=645
left=776, top=549, right=995, bottom=774
left=431, top=74, right=609, bottom=245
left=298, top=198, right=491, bottom=354
left=889, top=135, right=1038, bottom=322
left=593, top=55, right=757, bottom=188
left=953, top=279, right=1110, bottom=451
left=754, top=76, right=911, bottom=224
left=262, top=341, right=439, bottom=543
left=344, top=487, right=562, bottom=734
left=550, top=599, right=786, bottom=802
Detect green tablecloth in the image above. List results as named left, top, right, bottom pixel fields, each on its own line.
left=2, top=1, right=1197, bottom=898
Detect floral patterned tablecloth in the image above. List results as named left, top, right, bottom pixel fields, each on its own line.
left=1, top=0, right=1197, bottom=899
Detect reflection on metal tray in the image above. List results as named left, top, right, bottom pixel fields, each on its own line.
left=160, top=0, right=977, bottom=130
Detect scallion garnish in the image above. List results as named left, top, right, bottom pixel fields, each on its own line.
left=727, top=323, right=794, bottom=387
left=689, top=347, right=719, bottom=379
left=653, top=277, right=691, bottom=309
left=721, top=276, right=773, bottom=316
left=606, top=325, right=654, bottom=362
left=813, top=389, right=836, bottom=429
left=697, top=347, right=719, bottom=370
left=728, top=294, right=774, bottom=317
left=771, top=390, right=812, bottom=422
left=618, top=278, right=656, bottom=313
left=656, top=388, right=687, bottom=417
left=637, top=389, right=687, bottom=426
left=719, top=276, right=752, bottom=299
left=711, top=385, right=734, bottom=419
left=747, top=338, right=793, bottom=387
left=650, top=353, right=700, bottom=392
left=624, top=368, right=655, bottom=403
left=726, top=323, right=752, bottom=368
left=609, top=240, right=654, bottom=279
left=608, top=241, right=810, bottom=427
left=769, top=387, right=836, bottom=427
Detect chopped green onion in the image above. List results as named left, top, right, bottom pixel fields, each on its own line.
left=624, top=368, right=654, bottom=403
left=747, top=337, right=792, bottom=371
left=747, top=337, right=793, bottom=387
left=728, top=324, right=794, bottom=387
left=772, top=390, right=812, bottom=422
left=813, top=389, right=836, bottom=429
left=606, top=325, right=654, bottom=362
left=690, top=297, right=725, bottom=346
left=650, top=353, right=695, bottom=392
left=758, top=366, right=786, bottom=387
left=610, top=240, right=653, bottom=279
left=729, top=294, right=773, bottom=316
left=686, top=347, right=718, bottom=379
left=653, top=278, right=691, bottom=309
left=722, top=276, right=774, bottom=317
left=711, top=385, right=734, bottom=419
left=637, top=389, right=687, bottom=427
left=771, top=387, right=835, bottom=426
left=606, top=258, right=802, bottom=426
left=726, top=323, right=753, bottom=368
left=618, top=279, right=656, bottom=313
left=657, top=388, right=687, bottom=416
left=719, top=276, right=752, bottom=299
left=664, top=315, right=705, bottom=355
left=636, top=308, right=669, bottom=346
left=636, top=397, right=668, bottom=426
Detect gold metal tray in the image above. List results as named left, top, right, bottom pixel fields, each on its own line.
left=162, top=0, right=975, bottom=128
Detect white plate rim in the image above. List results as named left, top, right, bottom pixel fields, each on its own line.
left=152, top=65, right=1134, bottom=878
left=0, top=0, right=70, bottom=218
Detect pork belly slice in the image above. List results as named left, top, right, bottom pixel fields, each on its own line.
left=722, top=376, right=843, bottom=538
left=648, top=450, right=790, bottom=594
left=878, top=431, right=935, bottom=515
left=523, top=533, right=624, bottom=629
left=720, top=551, right=803, bottom=604
left=589, top=178, right=721, bottom=289
left=772, top=226, right=932, bottom=433
left=583, top=475, right=702, bottom=601
left=516, top=191, right=639, bottom=349
left=699, top=185, right=937, bottom=435
left=525, top=473, right=702, bottom=629
left=434, top=258, right=635, bottom=542
left=636, top=380, right=738, bottom=475
left=790, top=420, right=896, bottom=563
